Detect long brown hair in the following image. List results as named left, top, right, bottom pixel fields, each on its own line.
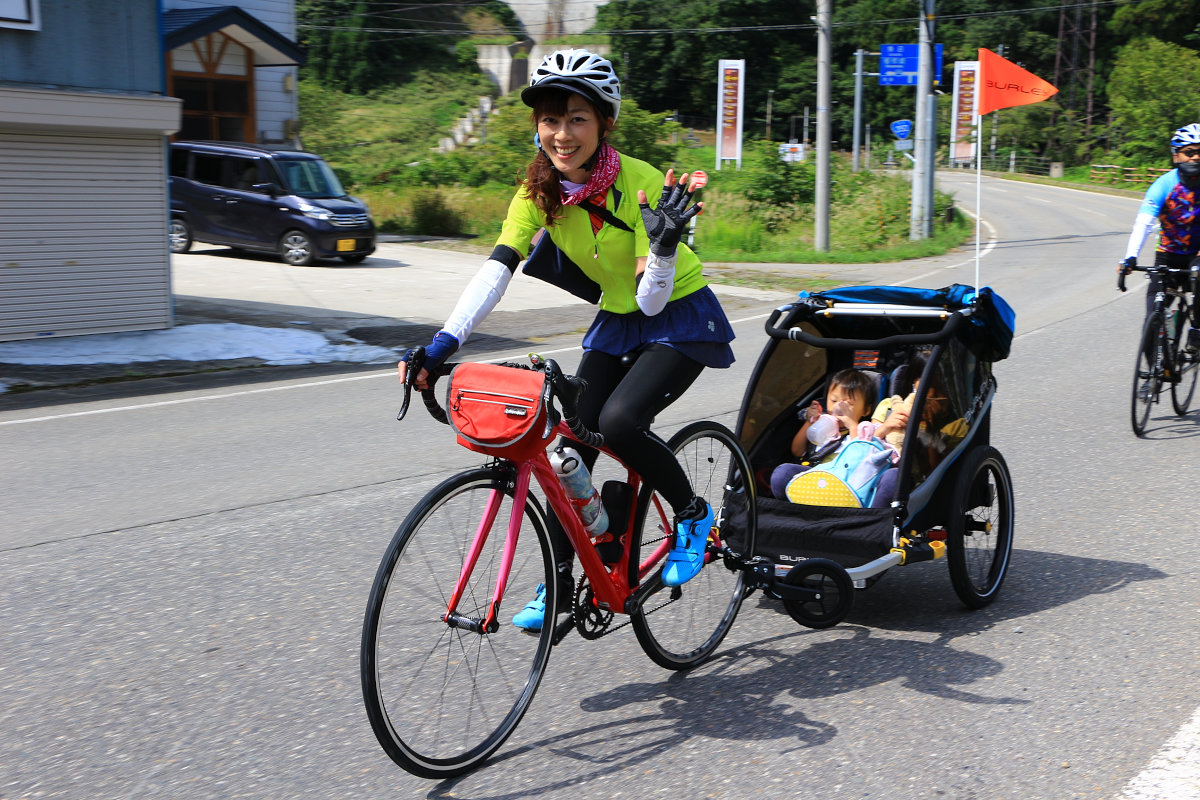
left=523, top=90, right=613, bottom=227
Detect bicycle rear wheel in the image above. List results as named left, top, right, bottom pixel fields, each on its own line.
left=629, top=421, right=756, bottom=671
left=1131, top=312, right=1162, bottom=437
left=361, top=466, right=557, bottom=779
left=1170, top=305, right=1198, bottom=415
left=946, top=445, right=1014, bottom=608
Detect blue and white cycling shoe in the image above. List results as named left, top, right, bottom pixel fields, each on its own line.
left=511, top=572, right=572, bottom=632
left=511, top=584, right=549, bottom=631
left=662, top=499, right=714, bottom=587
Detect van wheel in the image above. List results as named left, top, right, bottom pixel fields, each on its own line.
left=279, top=231, right=316, bottom=266
left=169, top=219, right=192, bottom=254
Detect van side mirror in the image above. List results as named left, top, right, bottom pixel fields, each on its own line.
left=252, top=182, right=281, bottom=197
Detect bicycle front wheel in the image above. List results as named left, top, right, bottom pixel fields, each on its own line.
left=361, top=466, right=557, bottom=779
left=1131, top=312, right=1162, bottom=436
left=1171, top=307, right=1198, bottom=415
left=629, top=421, right=756, bottom=671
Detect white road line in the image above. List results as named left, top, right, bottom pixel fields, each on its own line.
left=1119, top=704, right=1200, bottom=799
left=1, top=317, right=788, bottom=426
left=900, top=209, right=999, bottom=286
left=0, top=346, right=584, bottom=425
left=0, top=372, right=392, bottom=425
left=0, top=293, right=960, bottom=426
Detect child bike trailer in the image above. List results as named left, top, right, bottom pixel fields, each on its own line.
left=722, top=284, right=1016, bottom=629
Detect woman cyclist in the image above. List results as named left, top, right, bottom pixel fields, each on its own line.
left=400, top=49, right=736, bottom=630
left=1121, top=123, right=1200, bottom=352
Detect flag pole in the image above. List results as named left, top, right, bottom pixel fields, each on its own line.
left=974, top=109, right=982, bottom=291
left=971, top=48, right=1058, bottom=293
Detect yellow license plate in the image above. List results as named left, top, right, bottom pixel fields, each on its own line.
left=336, top=238, right=355, bottom=252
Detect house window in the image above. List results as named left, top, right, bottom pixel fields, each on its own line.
left=0, top=0, right=40, bottom=31
left=168, top=32, right=254, bottom=142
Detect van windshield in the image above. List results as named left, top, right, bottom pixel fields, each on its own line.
left=275, top=157, right=346, bottom=199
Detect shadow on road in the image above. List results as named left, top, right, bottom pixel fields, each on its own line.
left=424, top=548, right=1165, bottom=799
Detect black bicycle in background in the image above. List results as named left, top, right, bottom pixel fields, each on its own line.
left=1120, top=263, right=1200, bottom=435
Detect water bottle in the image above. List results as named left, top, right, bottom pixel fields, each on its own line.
left=550, top=446, right=609, bottom=535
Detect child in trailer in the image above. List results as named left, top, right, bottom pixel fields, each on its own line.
left=768, top=368, right=877, bottom=500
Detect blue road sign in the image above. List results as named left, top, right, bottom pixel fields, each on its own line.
left=879, top=44, right=944, bottom=86
left=890, top=119, right=913, bottom=139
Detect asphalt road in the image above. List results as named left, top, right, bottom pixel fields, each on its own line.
left=2, top=174, right=1199, bottom=800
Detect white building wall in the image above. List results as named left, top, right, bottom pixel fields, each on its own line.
left=504, top=0, right=607, bottom=42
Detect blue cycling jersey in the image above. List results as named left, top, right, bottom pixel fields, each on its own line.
left=1137, top=169, right=1200, bottom=255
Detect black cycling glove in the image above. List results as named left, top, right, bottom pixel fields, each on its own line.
left=640, top=180, right=702, bottom=257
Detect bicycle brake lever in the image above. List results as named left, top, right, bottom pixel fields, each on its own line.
left=397, top=346, right=426, bottom=421
left=539, top=360, right=560, bottom=437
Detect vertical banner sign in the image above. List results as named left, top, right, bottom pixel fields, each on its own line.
left=716, top=59, right=745, bottom=170
left=951, top=61, right=978, bottom=165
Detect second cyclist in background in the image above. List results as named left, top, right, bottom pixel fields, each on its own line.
left=1121, top=123, right=1200, bottom=352
left=400, top=49, right=736, bottom=630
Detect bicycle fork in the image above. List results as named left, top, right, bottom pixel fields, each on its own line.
left=442, top=463, right=535, bottom=635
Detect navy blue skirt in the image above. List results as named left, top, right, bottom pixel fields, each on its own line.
left=582, top=286, right=736, bottom=368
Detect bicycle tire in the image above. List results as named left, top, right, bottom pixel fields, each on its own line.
left=946, top=445, right=1014, bottom=608
left=1170, top=303, right=1198, bottom=415
left=1131, top=312, right=1162, bottom=437
left=361, top=466, right=557, bottom=779
left=628, top=421, right=756, bottom=671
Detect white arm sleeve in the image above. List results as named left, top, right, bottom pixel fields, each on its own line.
left=1124, top=212, right=1157, bottom=262
left=635, top=251, right=677, bottom=316
left=441, top=259, right=514, bottom=345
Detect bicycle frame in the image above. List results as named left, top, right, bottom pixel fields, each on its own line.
left=440, top=420, right=677, bottom=634
left=1149, top=275, right=1193, bottom=375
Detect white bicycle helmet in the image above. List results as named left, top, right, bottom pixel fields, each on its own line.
left=1170, top=123, right=1200, bottom=149
left=522, top=49, right=622, bottom=122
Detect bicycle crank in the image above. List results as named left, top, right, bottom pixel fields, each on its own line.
left=572, top=576, right=615, bottom=640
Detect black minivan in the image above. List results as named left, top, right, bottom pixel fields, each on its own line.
left=169, top=141, right=376, bottom=266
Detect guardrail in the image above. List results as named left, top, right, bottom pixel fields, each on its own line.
left=965, top=153, right=1055, bottom=176
left=1088, top=164, right=1170, bottom=186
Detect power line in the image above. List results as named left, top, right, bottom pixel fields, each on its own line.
left=299, top=0, right=1136, bottom=37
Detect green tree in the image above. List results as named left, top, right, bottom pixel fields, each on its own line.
left=1107, top=37, right=1200, bottom=164
left=297, top=0, right=520, bottom=94
left=1109, top=0, right=1200, bottom=48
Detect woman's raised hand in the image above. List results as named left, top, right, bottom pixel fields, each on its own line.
left=637, top=169, right=705, bottom=257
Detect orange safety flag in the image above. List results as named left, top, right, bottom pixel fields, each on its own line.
left=977, top=48, right=1058, bottom=115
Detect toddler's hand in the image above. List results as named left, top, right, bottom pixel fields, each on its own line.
left=799, top=399, right=823, bottom=421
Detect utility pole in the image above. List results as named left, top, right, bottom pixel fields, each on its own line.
left=766, top=89, right=774, bottom=140
left=814, top=0, right=831, bottom=251
left=852, top=49, right=864, bottom=172
left=909, top=0, right=936, bottom=240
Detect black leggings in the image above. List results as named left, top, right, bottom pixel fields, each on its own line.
left=548, top=343, right=704, bottom=566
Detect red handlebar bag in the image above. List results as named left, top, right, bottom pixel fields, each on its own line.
left=445, top=362, right=554, bottom=459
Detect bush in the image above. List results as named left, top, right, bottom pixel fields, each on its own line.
left=408, top=189, right=465, bottom=237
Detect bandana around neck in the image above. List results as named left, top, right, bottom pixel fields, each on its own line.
left=560, top=141, right=620, bottom=206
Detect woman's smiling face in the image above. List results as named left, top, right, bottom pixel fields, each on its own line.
left=535, top=93, right=612, bottom=182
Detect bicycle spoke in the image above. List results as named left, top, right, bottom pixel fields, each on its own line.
left=629, top=422, right=755, bottom=670
left=361, top=469, right=556, bottom=779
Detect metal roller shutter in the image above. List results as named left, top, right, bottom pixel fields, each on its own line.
left=0, top=129, right=171, bottom=341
